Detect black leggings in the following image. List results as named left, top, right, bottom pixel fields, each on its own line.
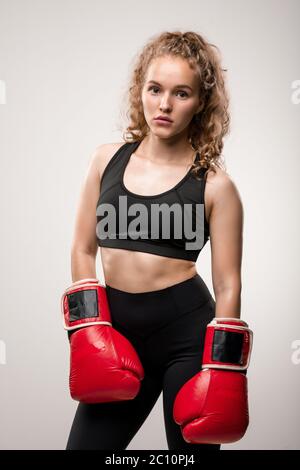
left=66, top=273, right=221, bottom=451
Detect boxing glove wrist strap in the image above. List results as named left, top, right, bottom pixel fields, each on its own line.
left=202, top=317, right=253, bottom=372
left=61, top=279, right=112, bottom=331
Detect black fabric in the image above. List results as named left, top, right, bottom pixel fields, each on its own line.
left=66, top=274, right=221, bottom=451
left=96, top=142, right=210, bottom=262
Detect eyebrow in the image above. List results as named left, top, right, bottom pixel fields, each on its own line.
left=147, top=80, right=193, bottom=91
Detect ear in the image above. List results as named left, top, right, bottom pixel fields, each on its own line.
left=195, top=101, right=203, bottom=115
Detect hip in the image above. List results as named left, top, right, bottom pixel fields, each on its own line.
left=105, top=273, right=215, bottom=340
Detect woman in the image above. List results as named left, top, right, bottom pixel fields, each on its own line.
left=63, top=31, right=251, bottom=450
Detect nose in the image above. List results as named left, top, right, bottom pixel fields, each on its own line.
left=159, top=97, right=172, bottom=112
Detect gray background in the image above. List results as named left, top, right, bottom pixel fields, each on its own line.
left=0, top=0, right=299, bottom=450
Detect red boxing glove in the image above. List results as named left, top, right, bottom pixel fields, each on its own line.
left=61, top=278, right=144, bottom=403
left=173, top=317, right=253, bottom=444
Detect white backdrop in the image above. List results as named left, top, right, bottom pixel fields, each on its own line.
left=0, top=0, right=299, bottom=450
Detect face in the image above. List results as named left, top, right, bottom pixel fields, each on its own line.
left=141, top=55, right=201, bottom=140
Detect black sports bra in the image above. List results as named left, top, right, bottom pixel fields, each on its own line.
left=96, top=141, right=210, bottom=262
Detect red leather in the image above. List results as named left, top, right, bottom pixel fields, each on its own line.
left=173, top=317, right=252, bottom=444
left=61, top=279, right=144, bottom=403
left=173, top=368, right=249, bottom=444
left=68, top=324, right=145, bottom=403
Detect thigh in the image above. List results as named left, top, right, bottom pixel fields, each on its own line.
left=160, top=299, right=221, bottom=450
left=162, top=359, right=221, bottom=451
left=66, top=371, right=163, bottom=450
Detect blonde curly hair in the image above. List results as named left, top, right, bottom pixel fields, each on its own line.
left=119, top=30, right=230, bottom=180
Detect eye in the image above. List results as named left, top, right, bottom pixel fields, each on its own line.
left=148, top=86, right=188, bottom=98
left=177, top=90, right=188, bottom=98
left=148, top=86, right=161, bottom=95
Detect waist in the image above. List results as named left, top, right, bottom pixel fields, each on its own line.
left=105, top=272, right=213, bottom=313
left=100, top=247, right=197, bottom=293
left=105, top=272, right=214, bottom=344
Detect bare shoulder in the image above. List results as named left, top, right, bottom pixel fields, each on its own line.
left=205, top=166, right=242, bottom=218
left=93, top=142, right=125, bottom=178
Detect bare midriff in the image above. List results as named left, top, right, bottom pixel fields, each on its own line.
left=97, top=141, right=213, bottom=293
left=100, top=247, right=197, bottom=293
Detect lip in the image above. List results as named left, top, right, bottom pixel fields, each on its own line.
left=154, top=118, right=173, bottom=125
left=154, top=116, right=173, bottom=122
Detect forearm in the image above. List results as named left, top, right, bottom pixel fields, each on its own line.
left=71, top=250, right=97, bottom=282
left=214, top=287, right=241, bottom=319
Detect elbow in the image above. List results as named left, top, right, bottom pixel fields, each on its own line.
left=214, top=278, right=242, bottom=296
left=71, top=244, right=98, bottom=259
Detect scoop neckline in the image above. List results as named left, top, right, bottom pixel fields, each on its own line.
left=121, top=142, right=199, bottom=199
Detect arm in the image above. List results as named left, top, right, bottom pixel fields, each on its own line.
left=173, top=171, right=252, bottom=444
left=62, top=144, right=145, bottom=403
left=70, top=145, right=105, bottom=282
left=209, top=171, right=244, bottom=319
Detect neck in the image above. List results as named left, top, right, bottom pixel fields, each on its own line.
left=138, top=134, right=195, bottom=166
